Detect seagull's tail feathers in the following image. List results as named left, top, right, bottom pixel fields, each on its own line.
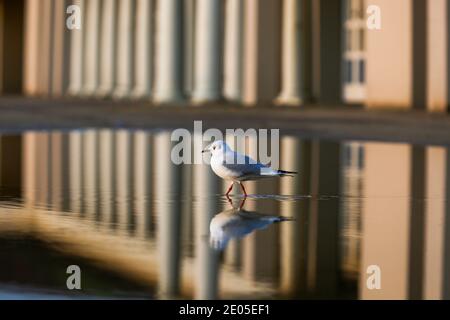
left=277, top=170, right=298, bottom=177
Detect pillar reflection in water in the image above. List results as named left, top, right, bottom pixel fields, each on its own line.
left=50, top=132, right=70, bottom=212
left=280, top=136, right=310, bottom=297
left=134, top=131, right=152, bottom=238
left=116, top=130, right=134, bottom=232
left=193, top=133, right=221, bottom=299
left=99, top=129, right=116, bottom=226
left=23, top=132, right=37, bottom=208
left=154, top=131, right=182, bottom=298
left=242, top=136, right=280, bottom=284
left=307, top=141, right=340, bottom=298
left=69, top=131, right=83, bottom=214
left=82, top=130, right=99, bottom=219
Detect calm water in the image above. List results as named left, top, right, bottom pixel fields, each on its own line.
left=0, top=129, right=448, bottom=299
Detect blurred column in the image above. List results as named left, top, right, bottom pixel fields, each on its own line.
left=242, top=0, right=281, bottom=106
left=116, top=130, right=133, bottom=232
left=113, top=0, right=135, bottom=99
left=427, top=0, right=449, bottom=112
left=193, top=134, right=221, bottom=299
left=132, top=0, right=153, bottom=99
left=280, top=137, right=310, bottom=297
left=154, top=132, right=182, bottom=298
left=306, top=141, right=340, bottom=298
left=99, top=130, right=116, bottom=225
left=81, top=0, right=101, bottom=96
left=183, top=0, right=195, bottom=97
left=423, top=147, right=450, bottom=299
left=154, top=0, right=184, bottom=103
left=0, top=0, right=24, bottom=94
left=97, top=0, right=117, bottom=97
left=51, top=0, right=71, bottom=96
left=69, top=131, right=83, bottom=214
left=223, top=0, right=243, bottom=102
left=68, top=0, right=85, bottom=95
left=275, top=0, right=303, bottom=106
left=82, top=130, right=99, bottom=219
left=192, top=0, right=221, bottom=103
left=0, top=135, right=22, bottom=198
left=35, top=133, right=51, bottom=207
left=134, top=131, right=152, bottom=238
left=24, top=0, right=40, bottom=95
left=37, top=0, right=54, bottom=95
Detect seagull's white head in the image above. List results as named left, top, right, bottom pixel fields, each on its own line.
left=202, top=140, right=231, bottom=157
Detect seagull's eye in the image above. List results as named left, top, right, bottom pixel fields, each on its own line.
left=213, top=146, right=216, bottom=150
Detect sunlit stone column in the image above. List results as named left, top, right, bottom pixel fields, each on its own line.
left=154, top=132, right=182, bottom=297
left=183, top=0, right=196, bottom=97
left=51, top=0, right=72, bottom=96
left=83, top=130, right=99, bottom=220
left=132, top=0, right=153, bottom=99
left=275, top=0, right=303, bottom=106
left=192, top=0, right=221, bottom=103
left=116, top=130, right=133, bottom=232
left=194, top=134, right=221, bottom=299
left=69, top=131, right=83, bottom=214
left=24, top=0, right=41, bottom=95
left=99, top=130, right=116, bottom=225
left=81, top=0, right=101, bottom=96
left=154, top=0, right=184, bottom=103
left=37, top=0, right=53, bottom=95
left=113, top=0, right=135, bottom=99
left=223, top=0, right=243, bottom=102
left=68, top=0, right=85, bottom=95
left=280, top=136, right=309, bottom=296
left=97, top=0, right=117, bottom=97
left=134, top=131, right=152, bottom=238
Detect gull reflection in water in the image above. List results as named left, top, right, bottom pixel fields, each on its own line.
left=209, top=196, right=293, bottom=251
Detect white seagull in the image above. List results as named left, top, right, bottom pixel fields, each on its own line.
left=201, top=140, right=297, bottom=196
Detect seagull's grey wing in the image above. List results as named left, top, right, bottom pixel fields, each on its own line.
left=222, top=152, right=267, bottom=177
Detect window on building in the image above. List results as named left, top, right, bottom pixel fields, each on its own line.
left=342, top=0, right=367, bottom=103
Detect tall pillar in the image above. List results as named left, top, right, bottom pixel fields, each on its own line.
left=97, top=0, right=117, bottom=97
left=81, top=0, right=101, bottom=96
left=223, top=0, right=243, bottom=102
left=37, top=0, right=53, bottom=95
left=68, top=0, right=84, bottom=95
left=154, top=0, right=184, bottom=103
left=192, top=0, right=221, bottom=103
left=427, top=0, right=449, bottom=112
left=51, top=0, right=71, bottom=96
left=242, top=0, right=281, bottom=106
left=23, top=0, right=40, bottom=95
left=183, top=0, right=196, bottom=97
left=132, top=0, right=153, bottom=99
left=275, top=0, right=303, bottom=106
left=113, top=0, right=135, bottom=99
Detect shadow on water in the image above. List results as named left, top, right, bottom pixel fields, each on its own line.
left=0, top=129, right=449, bottom=299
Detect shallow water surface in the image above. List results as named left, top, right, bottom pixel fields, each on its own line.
left=0, top=129, right=448, bottom=299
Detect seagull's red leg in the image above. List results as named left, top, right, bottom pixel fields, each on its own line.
left=225, top=182, right=234, bottom=196
left=239, top=182, right=248, bottom=197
